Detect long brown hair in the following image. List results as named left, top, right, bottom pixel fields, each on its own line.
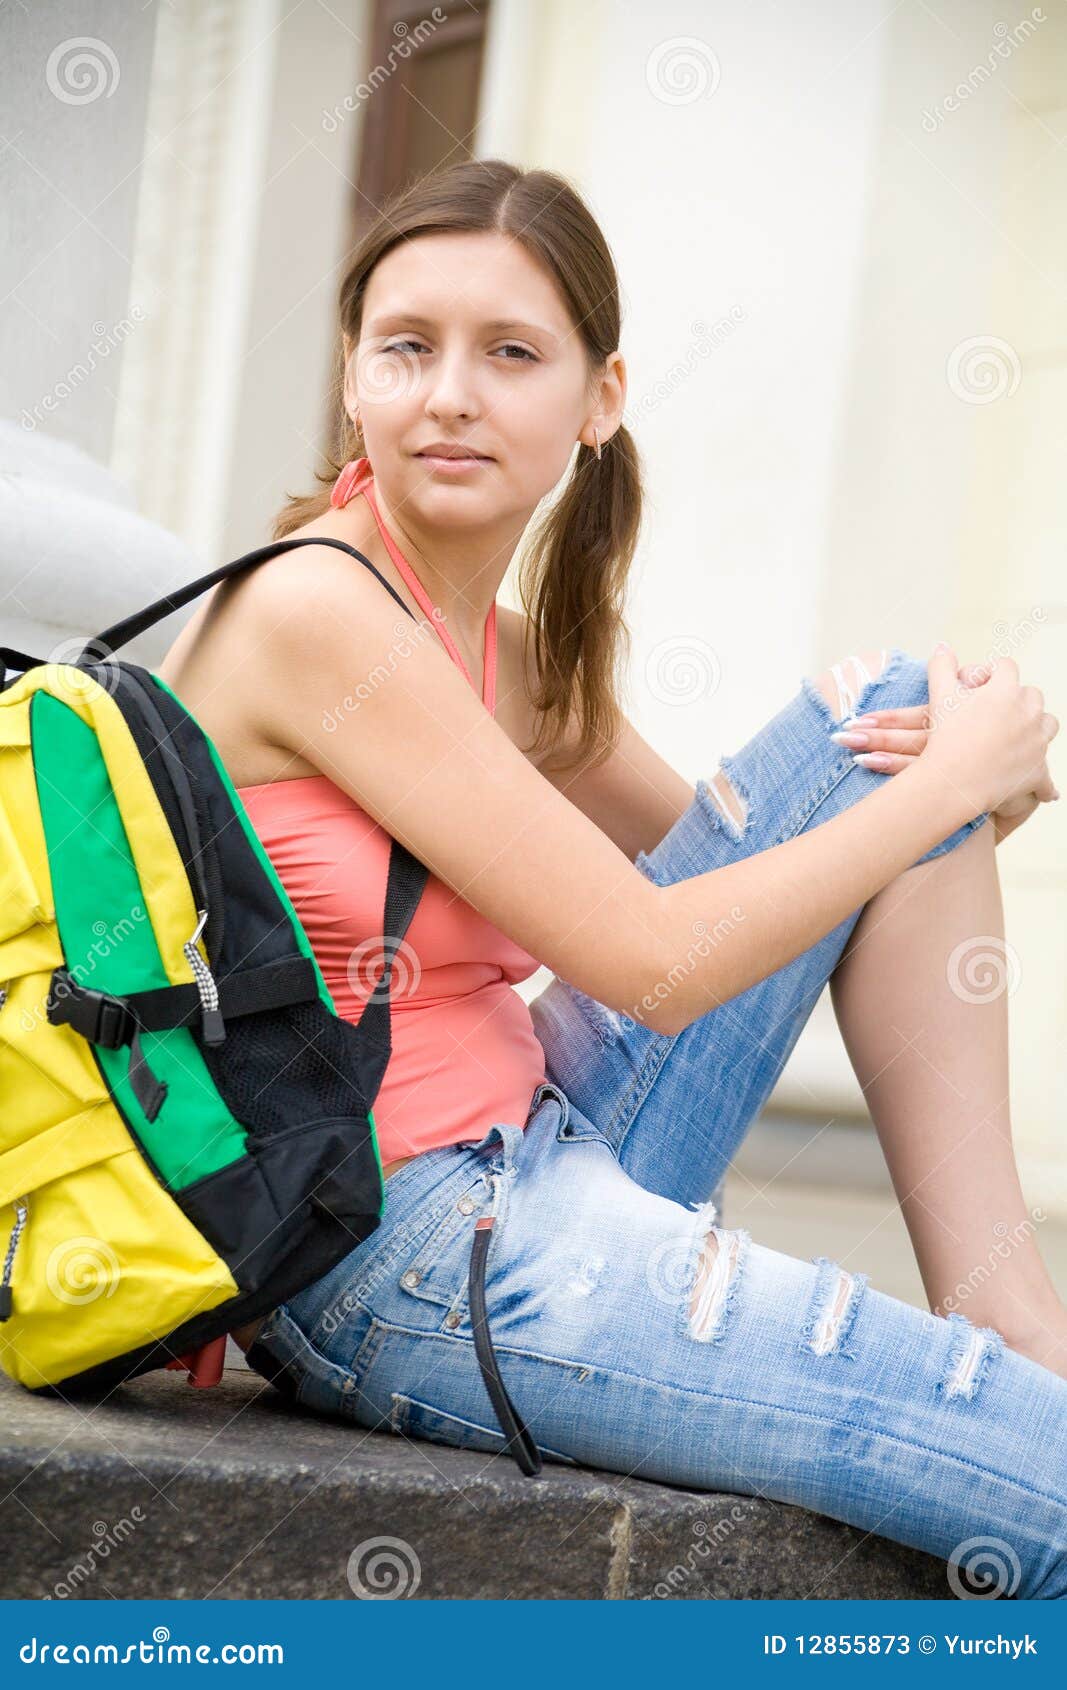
left=272, top=158, right=643, bottom=774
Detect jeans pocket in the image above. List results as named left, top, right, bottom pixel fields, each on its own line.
left=389, top=1390, right=579, bottom=1467
left=393, top=1164, right=496, bottom=1320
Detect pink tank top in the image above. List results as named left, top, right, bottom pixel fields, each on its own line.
left=236, top=460, right=548, bottom=1164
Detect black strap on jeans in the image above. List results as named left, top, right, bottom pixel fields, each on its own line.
left=468, top=1216, right=542, bottom=1477
left=246, top=1214, right=543, bottom=1476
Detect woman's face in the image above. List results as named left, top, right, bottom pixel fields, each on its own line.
left=346, top=230, right=623, bottom=526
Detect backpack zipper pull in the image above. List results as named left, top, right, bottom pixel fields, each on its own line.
left=0, top=1197, right=29, bottom=1322
left=183, top=908, right=226, bottom=1046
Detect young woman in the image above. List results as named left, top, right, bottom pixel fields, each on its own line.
left=159, top=159, right=1065, bottom=1593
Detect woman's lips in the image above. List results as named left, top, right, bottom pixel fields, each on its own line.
left=415, top=452, right=493, bottom=472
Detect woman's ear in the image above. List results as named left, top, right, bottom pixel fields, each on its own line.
left=599, top=350, right=627, bottom=435
left=582, top=350, right=627, bottom=450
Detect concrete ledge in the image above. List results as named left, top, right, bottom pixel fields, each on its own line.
left=0, top=1367, right=951, bottom=1601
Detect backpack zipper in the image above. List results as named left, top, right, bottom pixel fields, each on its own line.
left=183, top=908, right=226, bottom=1046
left=0, top=1197, right=29, bottom=1322
left=0, top=988, right=20, bottom=1320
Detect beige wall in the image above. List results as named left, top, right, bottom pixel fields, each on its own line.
left=818, top=1, right=1067, bottom=1210
left=482, top=0, right=1066, bottom=1209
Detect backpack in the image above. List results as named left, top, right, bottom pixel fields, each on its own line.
left=0, top=534, right=542, bottom=1475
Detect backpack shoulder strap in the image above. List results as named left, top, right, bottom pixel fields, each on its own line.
left=82, top=536, right=415, bottom=661
left=1, top=539, right=414, bottom=685
left=354, top=839, right=430, bottom=1108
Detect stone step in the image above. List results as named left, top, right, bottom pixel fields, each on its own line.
left=0, top=1366, right=950, bottom=1600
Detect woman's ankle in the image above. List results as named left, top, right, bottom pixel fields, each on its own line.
left=230, top=1316, right=266, bottom=1352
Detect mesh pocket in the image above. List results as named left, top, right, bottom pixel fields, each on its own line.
left=202, top=1001, right=365, bottom=1139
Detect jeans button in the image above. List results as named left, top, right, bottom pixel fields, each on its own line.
left=400, top=1268, right=421, bottom=1288
left=457, top=1195, right=475, bottom=1214
left=444, top=1311, right=461, bottom=1329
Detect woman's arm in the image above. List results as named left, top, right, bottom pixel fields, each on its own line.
left=250, top=554, right=1042, bottom=1038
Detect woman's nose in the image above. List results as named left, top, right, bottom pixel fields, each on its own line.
left=423, top=353, right=482, bottom=420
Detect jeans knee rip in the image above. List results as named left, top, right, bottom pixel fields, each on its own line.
left=696, top=756, right=751, bottom=841
left=938, top=1310, right=1004, bottom=1402
left=802, top=1256, right=868, bottom=1359
left=682, top=1198, right=750, bottom=1343
left=801, top=646, right=909, bottom=730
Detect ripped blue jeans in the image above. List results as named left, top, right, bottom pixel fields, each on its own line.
left=246, top=647, right=1067, bottom=1597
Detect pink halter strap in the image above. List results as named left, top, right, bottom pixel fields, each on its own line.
left=330, top=457, right=497, bottom=715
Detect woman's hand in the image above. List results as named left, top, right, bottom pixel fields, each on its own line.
left=831, top=652, right=1059, bottom=841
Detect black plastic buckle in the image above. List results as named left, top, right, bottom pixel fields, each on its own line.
left=46, top=969, right=134, bottom=1049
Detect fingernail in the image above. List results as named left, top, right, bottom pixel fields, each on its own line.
left=934, top=640, right=951, bottom=654
left=853, top=752, right=890, bottom=770
left=830, top=730, right=870, bottom=746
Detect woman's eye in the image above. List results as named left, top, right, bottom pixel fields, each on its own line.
left=379, top=339, right=536, bottom=362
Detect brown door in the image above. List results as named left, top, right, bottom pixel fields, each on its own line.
left=353, top=0, right=492, bottom=218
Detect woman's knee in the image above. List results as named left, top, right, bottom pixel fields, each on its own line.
left=813, top=648, right=891, bottom=724
left=704, top=648, right=895, bottom=837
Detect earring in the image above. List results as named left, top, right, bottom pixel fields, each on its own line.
left=593, top=426, right=602, bottom=461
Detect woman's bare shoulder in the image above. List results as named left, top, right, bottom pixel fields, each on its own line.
left=157, top=525, right=395, bottom=786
